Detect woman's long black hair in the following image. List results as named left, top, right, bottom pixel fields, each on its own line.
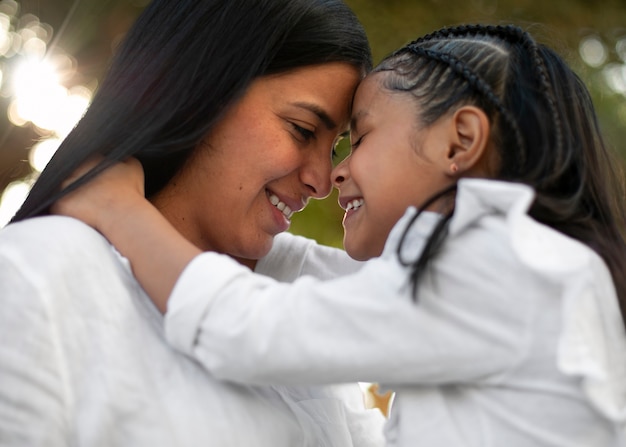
left=10, top=0, right=372, bottom=221
left=380, top=25, right=626, bottom=326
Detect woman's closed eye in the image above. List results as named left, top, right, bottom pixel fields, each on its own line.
left=291, top=123, right=315, bottom=142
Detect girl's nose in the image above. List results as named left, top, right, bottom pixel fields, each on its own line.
left=331, top=158, right=349, bottom=189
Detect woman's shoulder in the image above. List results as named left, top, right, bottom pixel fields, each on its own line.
left=1, top=215, right=103, bottom=241
left=0, top=215, right=121, bottom=273
left=0, top=215, right=136, bottom=313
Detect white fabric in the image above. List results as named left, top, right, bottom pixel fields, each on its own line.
left=256, top=231, right=365, bottom=282
left=166, top=179, right=626, bottom=447
left=0, top=216, right=384, bottom=447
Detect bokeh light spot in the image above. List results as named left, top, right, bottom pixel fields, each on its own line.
left=616, top=37, right=626, bottom=63
left=602, top=63, right=626, bottom=95
left=579, top=36, right=607, bottom=68
left=0, top=180, right=31, bottom=228
left=29, top=138, right=61, bottom=172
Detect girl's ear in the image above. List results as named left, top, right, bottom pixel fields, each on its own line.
left=445, top=105, right=491, bottom=177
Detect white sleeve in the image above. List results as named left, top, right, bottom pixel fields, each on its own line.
left=165, top=241, right=526, bottom=386
left=255, top=232, right=363, bottom=282
left=255, top=233, right=385, bottom=447
left=0, top=252, right=68, bottom=446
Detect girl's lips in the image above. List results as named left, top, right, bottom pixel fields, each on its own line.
left=338, top=195, right=364, bottom=211
left=345, top=198, right=364, bottom=212
left=339, top=196, right=364, bottom=226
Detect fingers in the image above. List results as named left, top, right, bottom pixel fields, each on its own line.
left=50, top=157, right=146, bottom=231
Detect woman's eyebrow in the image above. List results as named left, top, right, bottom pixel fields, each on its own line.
left=292, top=102, right=337, bottom=130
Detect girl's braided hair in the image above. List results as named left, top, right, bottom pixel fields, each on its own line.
left=382, top=24, right=626, bottom=325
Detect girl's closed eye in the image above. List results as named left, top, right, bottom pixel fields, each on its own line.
left=351, top=134, right=364, bottom=149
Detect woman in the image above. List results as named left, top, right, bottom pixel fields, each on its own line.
left=0, top=0, right=384, bottom=446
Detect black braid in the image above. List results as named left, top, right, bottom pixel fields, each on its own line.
left=485, top=25, right=566, bottom=169
left=410, top=24, right=565, bottom=168
left=523, top=41, right=566, bottom=170
left=397, top=184, right=457, bottom=302
left=408, top=24, right=495, bottom=46
left=405, top=44, right=526, bottom=167
left=393, top=24, right=572, bottom=302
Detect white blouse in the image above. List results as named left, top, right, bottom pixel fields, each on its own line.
left=165, top=179, right=626, bottom=447
left=0, top=215, right=384, bottom=446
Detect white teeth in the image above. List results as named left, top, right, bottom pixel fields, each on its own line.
left=268, top=192, right=294, bottom=220
left=346, top=199, right=364, bottom=212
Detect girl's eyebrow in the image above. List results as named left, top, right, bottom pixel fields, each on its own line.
left=291, top=101, right=337, bottom=130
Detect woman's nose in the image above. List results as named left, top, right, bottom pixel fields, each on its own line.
left=300, top=150, right=333, bottom=199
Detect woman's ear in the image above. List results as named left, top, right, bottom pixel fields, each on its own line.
left=445, top=105, right=490, bottom=177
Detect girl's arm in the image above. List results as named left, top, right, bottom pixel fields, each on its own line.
left=52, top=158, right=201, bottom=313
left=164, top=238, right=524, bottom=385
left=53, top=160, right=524, bottom=385
left=256, top=231, right=364, bottom=283
left=53, top=158, right=364, bottom=308
left=54, top=160, right=387, bottom=446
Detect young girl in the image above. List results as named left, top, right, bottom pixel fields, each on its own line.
left=54, top=24, right=626, bottom=446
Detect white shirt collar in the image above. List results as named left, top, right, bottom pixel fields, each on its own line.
left=384, top=178, right=626, bottom=423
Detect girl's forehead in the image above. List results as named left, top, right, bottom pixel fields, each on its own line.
left=352, top=72, right=410, bottom=113
left=350, top=74, right=419, bottom=136
left=353, top=73, right=386, bottom=103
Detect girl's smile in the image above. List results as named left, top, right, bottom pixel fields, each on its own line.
left=332, top=73, right=453, bottom=261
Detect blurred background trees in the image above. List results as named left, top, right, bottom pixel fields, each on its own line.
left=0, top=0, right=624, bottom=246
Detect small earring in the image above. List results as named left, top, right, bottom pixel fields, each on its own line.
left=450, top=163, right=458, bottom=174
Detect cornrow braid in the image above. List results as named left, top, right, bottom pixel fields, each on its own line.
left=411, top=24, right=528, bottom=47
left=406, top=23, right=494, bottom=46
left=485, top=25, right=567, bottom=177
left=405, top=44, right=526, bottom=167
left=411, top=24, right=565, bottom=171
left=521, top=38, right=566, bottom=176
left=388, top=24, right=626, bottom=328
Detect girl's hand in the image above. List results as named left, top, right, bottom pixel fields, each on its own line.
left=51, top=157, right=147, bottom=234
left=51, top=156, right=199, bottom=312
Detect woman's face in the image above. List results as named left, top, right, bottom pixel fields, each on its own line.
left=154, top=62, right=361, bottom=266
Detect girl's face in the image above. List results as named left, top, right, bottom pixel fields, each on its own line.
left=332, top=73, right=454, bottom=261
left=153, top=62, right=361, bottom=267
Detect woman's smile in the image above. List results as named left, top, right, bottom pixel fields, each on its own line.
left=154, top=62, right=362, bottom=262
